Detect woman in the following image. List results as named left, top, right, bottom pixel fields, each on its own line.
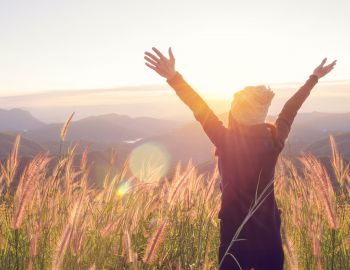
left=144, top=47, right=336, bottom=270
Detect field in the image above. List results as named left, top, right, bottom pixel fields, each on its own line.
left=0, top=135, right=349, bottom=270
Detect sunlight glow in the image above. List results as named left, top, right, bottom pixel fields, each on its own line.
left=129, top=142, right=170, bottom=182
left=116, top=181, right=130, bottom=198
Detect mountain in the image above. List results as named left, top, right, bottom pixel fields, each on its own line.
left=0, top=108, right=44, bottom=132
left=139, top=120, right=216, bottom=165
left=23, top=114, right=181, bottom=144
left=138, top=112, right=350, bottom=166
left=304, top=132, right=350, bottom=159
left=0, top=133, right=131, bottom=189
left=0, top=133, right=45, bottom=159
left=294, top=112, right=350, bottom=131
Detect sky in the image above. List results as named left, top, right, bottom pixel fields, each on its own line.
left=0, top=0, right=349, bottom=98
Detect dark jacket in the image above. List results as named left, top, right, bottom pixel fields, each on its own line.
left=167, top=73, right=318, bottom=250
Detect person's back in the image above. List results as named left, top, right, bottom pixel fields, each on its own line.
left=144, top=47, right=336, bottom=270
left=217, top=122, right=284, bottom=268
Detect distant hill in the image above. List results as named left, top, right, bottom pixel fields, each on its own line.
left=139, top=120, right=216, bottom=165
left=0, top=133, right=44, bottom=159
left=1, top=109, right=348, bottom=168
left=294, top=112, right=350, bottom=132
left=138, top=112, right=350, bottom=166
left=304, top=132, right=350, bottom=159
left=0, top=134, right=130, bottom=189
left=23, top=113, right=181, bottom=144
left=0, top=108, right=44, bottom=132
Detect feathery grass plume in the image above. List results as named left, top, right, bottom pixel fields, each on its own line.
left=205, top=168, right=219, bottom=203
left=132, top=252, right=138, bottom=270
left=168, top=168, right=194, bottom=206
left=301, top=155, right=338, bottom=229
left=28, top=220, right=40, bottom=258
left=0, top=175, right=5, bottom=195
left=60, top=112, right=75, bottom=142
left=330, top=135, right=349, bottom=186
left=52, top=223, right=73, bottom=270
left=80, top=147, right=89, bottom=171
left=202, top=241, right=211, bottom=270
left=12, top=154, right=49, bottom=229
left=74, top=231, right=85, bottom=258
left=0, top=134, right=20, bottom=189
left=143, top=220, right=168, bottom=264
left=284, top=234, right=299, bottom=270
left=310, top=217, right=322, bottom=257
left=123, top=229, right=133, bottom=263
left=0, top=137, right=349, bottom=269
left=100, top=217, right=120, bottom=239
left=52, top=194, right=85, bottom=270
left=130, top=206, right=140, bottom=233
left=71, top=215, right=88, bottom=256
left=63, top=145, right=79, bottom=201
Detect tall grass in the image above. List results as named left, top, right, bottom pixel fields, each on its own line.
left=0, top=135, right=349, bottom=269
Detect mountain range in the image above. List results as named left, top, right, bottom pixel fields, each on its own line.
left=23, top=114, right=181, bottom=144
left=0, top=108, right=44, bottom=132
left=1, top=108, right=350, bottom=167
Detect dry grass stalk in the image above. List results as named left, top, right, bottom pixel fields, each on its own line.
left=0, top=135, right=348, bottom=269
left=310, top=217, right=323, bottom=258
left=330, top=135, right=349, bottom=186
left=0, top=135, right=20, bottom=188
left=100, top=217, right=119, bottom=239
left=52, top=194, right=85, bottom=270
left=284, top=235, right=299, bottom=270
left=123, top=229, right=133, bottom=263
left=12, top=154, right=49, bottom=229
left=80, top=147, right=89, bottom=171
left=143, top=220, right=168, bottom=264
left=168, top=168, right=193, bottom=206
left=205, top=168, right=219, bottom=203
left=301, top=155, right=338, bottom=229
left=60, top=112, right=75, bottom=142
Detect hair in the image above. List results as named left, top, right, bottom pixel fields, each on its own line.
left=229, top=85, right=275, bottom=126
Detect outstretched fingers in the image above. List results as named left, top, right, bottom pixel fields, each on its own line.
left=319, top=57, right=327, bottom=67
left=144, top=55, right=158, bottom=67
left=325, top=60, right=337, bottom=72
left=144, top=52, right=160, bottom=63
left=326, top=60, right=337, bottom=68
left=145, top=62, right=160, bottom=73
left=144, top=47, right=176, bottom=79
left=168, top=47, right=175, bottom=62
left=152, top=47, right=166, bottom=59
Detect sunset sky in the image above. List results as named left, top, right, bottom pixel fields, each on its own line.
left=0, top=0, right=349, bottom=98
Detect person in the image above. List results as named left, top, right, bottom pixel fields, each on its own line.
left=144, top=47, right=336, bottom=270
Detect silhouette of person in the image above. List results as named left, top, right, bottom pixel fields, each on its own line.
left=144, top=47, right=336, bottom=270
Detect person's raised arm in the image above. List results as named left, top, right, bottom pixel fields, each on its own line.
left=144, top=47, right=226, bottom=148
left=275, top=58, right=337, bottom=147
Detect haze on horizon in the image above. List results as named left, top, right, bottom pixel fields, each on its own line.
left=0, top=0, right=349, bottom=98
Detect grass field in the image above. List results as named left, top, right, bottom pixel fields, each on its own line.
left=0, top=135, right=349, bottom=269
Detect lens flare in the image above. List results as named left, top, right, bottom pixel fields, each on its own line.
left=129, top=142, right=170, bottom=182
left=116, top=182, right=130, bottom=198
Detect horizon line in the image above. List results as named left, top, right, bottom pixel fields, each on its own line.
left=1, top=78, right=349, bottom=99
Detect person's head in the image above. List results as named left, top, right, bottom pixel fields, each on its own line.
left=229, top=85, right=275, bottom=128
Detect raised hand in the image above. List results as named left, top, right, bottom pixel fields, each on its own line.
left=144, top=47, right=177, bottom=80
left=313, top=58, right=337, bottom=79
